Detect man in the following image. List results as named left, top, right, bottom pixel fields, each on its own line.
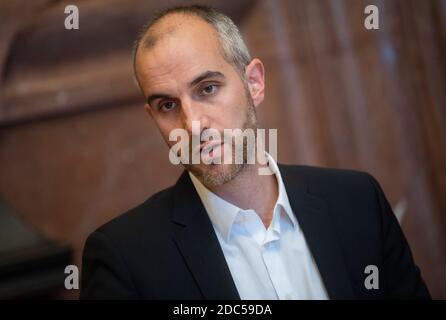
left=80, top=5, right=430, bottom=299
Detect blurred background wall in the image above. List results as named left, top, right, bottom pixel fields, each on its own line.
left=0, top=0, right=445, bottom=298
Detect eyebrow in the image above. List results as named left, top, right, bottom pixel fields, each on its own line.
left=146, top=70, right=225, bottom=105
left=189, top=70, right=225, bottom=87
left=147, top=93, right=173, bottom=106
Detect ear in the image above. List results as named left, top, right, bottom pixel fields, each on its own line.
left=244, top=58, right=265, bottom=107
left=144, top=104, right=154, bottom=120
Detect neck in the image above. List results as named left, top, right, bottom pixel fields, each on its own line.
left=206, top=163, right=279, bottom=228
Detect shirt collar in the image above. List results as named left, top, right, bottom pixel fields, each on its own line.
left=189, top=173, right=240, bottom=241
left=189, top=153, right=297, bottom=242
left=265, top=153, right=297, bottom=230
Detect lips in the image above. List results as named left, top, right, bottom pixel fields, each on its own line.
left=200, top=141, right=222, bottom=153
left=202, top=141, right=222, bottom=153
left=195, top=141, right=224, bottom=161
left=194, top=141, right=223, bottom=154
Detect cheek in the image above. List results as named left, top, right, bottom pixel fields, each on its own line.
left=153, top=118, right=174, bottom=141
left=153, top=117, right=188, bottom=149
left=216, top=84, right=249, bottom=125
left=226, top=93, right=250, bottom=125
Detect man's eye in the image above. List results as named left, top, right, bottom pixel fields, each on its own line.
left=201, top=84, right=218, bottom=96
left=159, top=101, right=177, bottom=112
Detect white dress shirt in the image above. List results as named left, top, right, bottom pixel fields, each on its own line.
left=189, top=154, right=329, bottom=300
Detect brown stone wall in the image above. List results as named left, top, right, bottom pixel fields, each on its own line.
left=1, top=0, right=445, bottom=298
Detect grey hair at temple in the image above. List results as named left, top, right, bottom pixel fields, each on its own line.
left=132, top=5, right=252, bottom=93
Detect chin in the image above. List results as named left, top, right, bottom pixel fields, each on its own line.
left=186, top=163, right=244, bottom=187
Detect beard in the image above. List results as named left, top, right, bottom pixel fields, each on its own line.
left=184, top=88, right=258, bottom=188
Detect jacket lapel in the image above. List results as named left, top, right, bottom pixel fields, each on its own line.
left=171, top=171, right=240, bottom=300
left=280, top=165, right=355, bottom=299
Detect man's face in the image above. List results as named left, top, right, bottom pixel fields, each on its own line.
left=135, top=14, right=264, bottom=186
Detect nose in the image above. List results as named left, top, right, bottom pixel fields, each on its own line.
left=180, top=97, right=210, bottom=134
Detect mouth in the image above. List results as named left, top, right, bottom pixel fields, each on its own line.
left=196, top=141, right=224, bottom=160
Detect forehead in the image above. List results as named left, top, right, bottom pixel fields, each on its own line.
left=135, top=15, right=230, bottom=92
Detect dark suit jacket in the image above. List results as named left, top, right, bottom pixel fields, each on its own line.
left=80, top=165, right=430, bottom=299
